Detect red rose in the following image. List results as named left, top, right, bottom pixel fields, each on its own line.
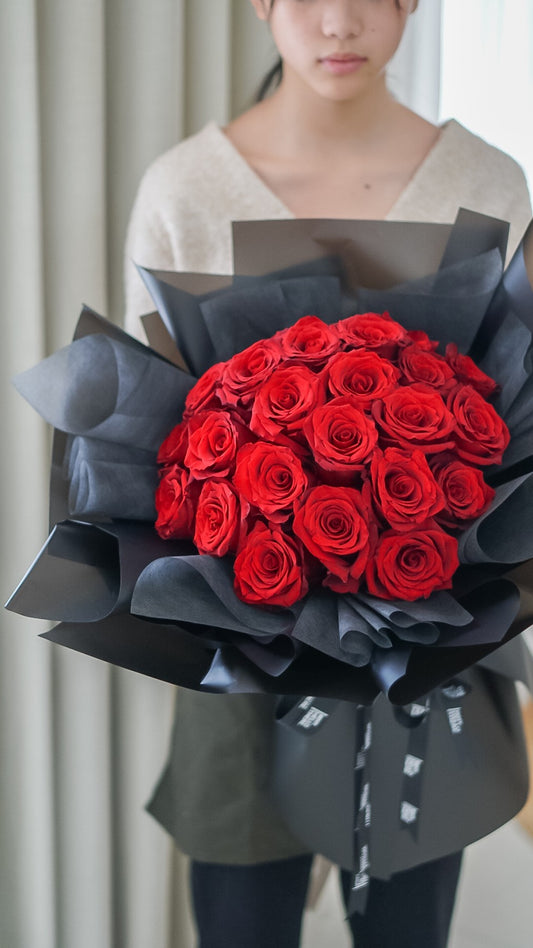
left=447, top=384, right=510, bottom=465
left=220, top=339, right=282, bottom=407
left=373, top=385, right=456, bottom=453
left=337, top=311, right=407, bottom=357
left=154, top=306, right=505, bottom=612
left=430, top=454, right=495, bottom=527
left=234, top=442, right=308, bottom=522
left=233, top=521, right=308, bottom=607
left=293, top=485, right=373, bottom=594
left=366, top=526, right=459, bottom=600
left=401, top=330, right=439, bottom=351
left=250, top=365, right=326, bottom=439
left=157, top=420, right=189, bottom=467
left=323, top=349, right=400, bottom=408
left=445, top=343, right=498, bottom=398
left=304, top=396, right=378, bottom=478
left=155, top=465, right=196, bottom=539
left=398, top=345, right=455, bottom=391
left=371, top=447, right=445, bottom=530
left=194, top=480, right=244, bottom=556
left=183, top=362, right=225, bottom=419
left=185, top=410, right=250, bottom=480
left=276, top=315, right=339, bottom=367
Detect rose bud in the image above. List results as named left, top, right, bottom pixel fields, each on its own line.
left=183, top=362, right=225, bottom=419
left=445, top=343, right=498, bottom=398
left=233, top=521, right=308, bottom=608
left=157, top=420, right=189, bottom=468
left=430, top=454, right=496, bottom=527
left=155, top=464, right=197, bottom=539
left=234, top=442, right=308, bottom=522
left=371, top=447, right=445, bottom=530
left=276, top=315, right=339, bottom=368
left=185, top=410, right=251, bottom=480
left=194, top=480, right=245, bottom=556
left=250, top=365, right=326, bottom=440
left=447, top=384, right=510, bottom=465
left=400, top=330, right=439, bottom=352
left=373, top=385, right=456, bottom=453
left=398, top=345, right=455, bottom=392
left=220, top=339, right=282, bottom=408
left=323, top=349, right=400, bottom=409
left=366, top=525, right=459, bottom=601
left=304, top=396, right=378, bottom=478
left=293, top=485, right=373, bottom=594
left=337, top=311, right=407, bottom=358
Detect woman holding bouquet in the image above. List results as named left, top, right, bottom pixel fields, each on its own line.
left=125, top=1, right=531, bottom=946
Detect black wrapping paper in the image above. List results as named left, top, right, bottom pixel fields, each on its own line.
left=7, top=212, right=533, bottom=707
left=271, top=666, right=528, bottom=878
left=7, top=210, right=533, bottom=890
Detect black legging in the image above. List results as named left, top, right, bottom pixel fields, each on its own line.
left=190, top=850, right=463, bottom=948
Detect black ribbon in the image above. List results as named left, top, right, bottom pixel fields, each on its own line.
left=348, top=705, right=373, bottom=916
left=278, top=677, right=476, bottom=916
left=275, top=694, right=337, bottom=732
left=394, top=697, right=431, bottom=838
left=395, top=679, right=471, bottom=842
left=347, top=678, right=471, bottom=918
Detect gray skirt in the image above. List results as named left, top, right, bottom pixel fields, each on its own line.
left=146, top=689, right=309, bottom=864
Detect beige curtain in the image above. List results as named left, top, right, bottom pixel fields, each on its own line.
left=389, top=0, right=442, bottom=121
left=0, top=2, right=440, bottom=947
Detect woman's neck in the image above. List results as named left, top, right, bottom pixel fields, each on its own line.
left=224, top=65, right=440, bottom=220
left=263, top=68, right=400, bottom=157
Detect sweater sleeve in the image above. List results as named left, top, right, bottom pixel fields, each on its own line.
left=123, top=164, right=176, bottom=342
left=388, top=121, right=532, bottom=262
left=505, top=166, right=532, bottom=259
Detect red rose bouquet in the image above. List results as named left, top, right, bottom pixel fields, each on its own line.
left=155, top=311, right=506, bottom=612
left=8, top=212, right=533, bottom=902
left=7, top=211, right=533, bottom=706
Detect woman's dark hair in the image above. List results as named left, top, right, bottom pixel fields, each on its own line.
left=255, top=0, right=405, bottom=102
left=256, top=57, right=283, bottom=102
left=256, top=0, right=282, bottom=101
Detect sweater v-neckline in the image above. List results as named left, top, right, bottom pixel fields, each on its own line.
left=208, top=118, right=457, bottom=222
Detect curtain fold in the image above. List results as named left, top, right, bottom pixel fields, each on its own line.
left=1, top=3, right=55, bottom=947
left=440, top=0, right=533, bottom=191
left=0, top=3, right=442, bottom=946
left=388, top=0, right=443, bottom=122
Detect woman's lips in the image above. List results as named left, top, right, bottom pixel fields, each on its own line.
left=320, top=55, right=367, bottom=76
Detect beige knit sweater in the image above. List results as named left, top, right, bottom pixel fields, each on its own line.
left=125, top=119, right=531, bottom=334
left=124, top=119, right=532, bottom=865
